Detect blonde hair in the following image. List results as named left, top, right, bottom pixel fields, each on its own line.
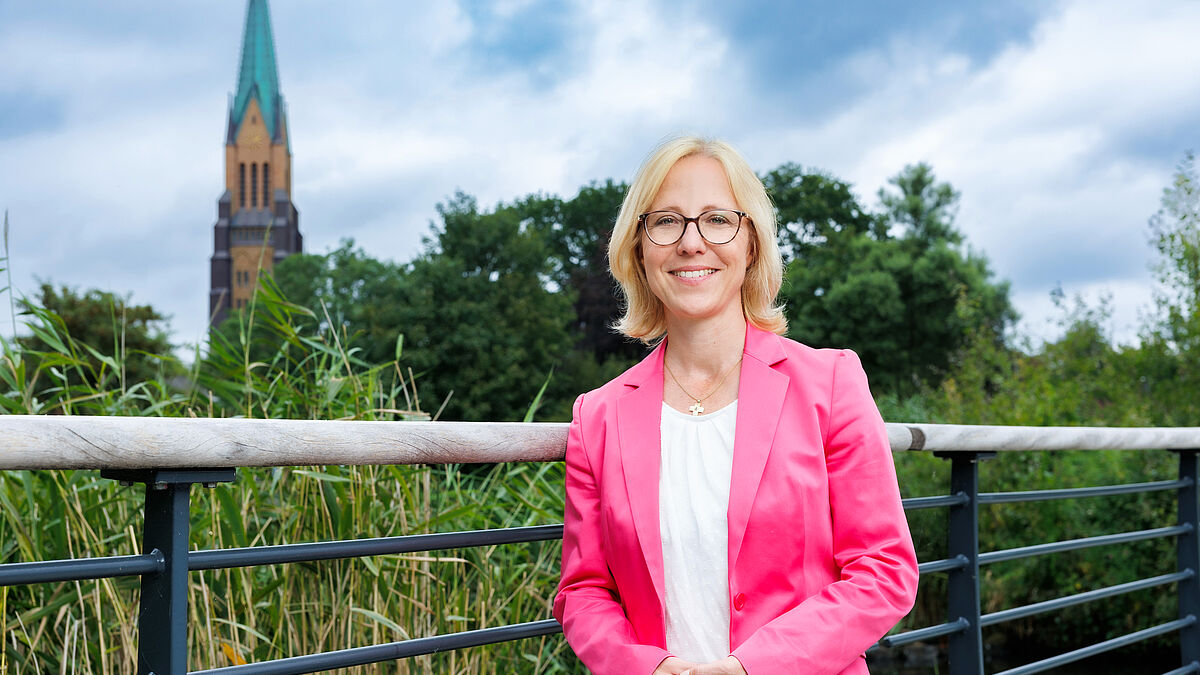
left=609, top=136, right=786, bottom=342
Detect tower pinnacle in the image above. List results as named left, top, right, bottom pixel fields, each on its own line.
left=228, top=0, right=285, bottom=146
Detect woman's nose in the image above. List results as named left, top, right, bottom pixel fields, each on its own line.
left=676, top=221, right=707, bottom=253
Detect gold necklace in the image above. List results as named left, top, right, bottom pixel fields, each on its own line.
left=664, top=355, right=743, bottom=416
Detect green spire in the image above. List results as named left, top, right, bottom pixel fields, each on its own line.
left=228, top=0, right=284, bottom=144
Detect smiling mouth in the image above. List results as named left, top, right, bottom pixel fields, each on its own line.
left=671, top=269, right=716, bottom=279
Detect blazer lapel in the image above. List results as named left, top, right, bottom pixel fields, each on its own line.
left=728, top=325, right=789, bottom=570
left=616, top=342, right=668, bottom=610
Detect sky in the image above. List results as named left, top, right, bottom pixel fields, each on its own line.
left=1, top=0, right=1198, bottom=354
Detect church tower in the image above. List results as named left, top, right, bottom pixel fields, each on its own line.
left=210, top=0, right=302, bottom=327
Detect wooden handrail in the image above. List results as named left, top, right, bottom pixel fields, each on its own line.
left=0, top=415, right=1198, bottom=470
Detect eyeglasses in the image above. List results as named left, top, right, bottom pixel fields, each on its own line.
left=637, top=209, right=747, bottom=246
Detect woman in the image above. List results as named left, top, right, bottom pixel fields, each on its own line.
left=554, top=137, right=918, bottom=675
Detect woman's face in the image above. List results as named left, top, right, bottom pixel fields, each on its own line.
left=641, top=154, right=753, bottom=327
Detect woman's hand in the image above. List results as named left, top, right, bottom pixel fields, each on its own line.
left=653, top=657, right=699, bottom=674
left=654, top=656, right=747, bottom=675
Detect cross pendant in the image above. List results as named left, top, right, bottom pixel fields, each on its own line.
left=688, top=402, right=704, bottom=416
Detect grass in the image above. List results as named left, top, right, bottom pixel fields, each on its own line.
left=1, top=464, right=577, bottom=673
left=0, top=271, right=584, bottom=673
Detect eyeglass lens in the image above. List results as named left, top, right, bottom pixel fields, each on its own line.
left=643, top=210, right=741, bottom=245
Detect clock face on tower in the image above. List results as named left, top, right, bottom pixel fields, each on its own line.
left=247, top=132, right=265, bottom=149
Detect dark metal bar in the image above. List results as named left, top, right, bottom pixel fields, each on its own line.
left=0, top=553, right=163, bottom=586
left=979, top=571, right=1192, bottom=627
left=992, top=616, right=1196, bottom=675
left=104, top=468, right=236, bottom=675
left=188, top=524, right=564, bottom=571
left=978, top=478, right=1190, bottom=504
left=936, top=451, right=991, bottom=675
left=138, top=483, right=192, bottom=675
left=903, top=493, right=970, bottom=510
left=877, top=617, right=969, bottom=648
left=1178, top=450, right=1200, bottom=668
left=918, top=555, right=969, bottom=576
left=190, top=619, right=563, bottom=675
left=979, top=525, right=1190, bottom=565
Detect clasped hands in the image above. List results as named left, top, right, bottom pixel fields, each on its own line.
left=653, top=655, right=746, bottom=675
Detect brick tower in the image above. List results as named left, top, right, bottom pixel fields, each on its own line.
left=209, top=0, right=302, bottom=327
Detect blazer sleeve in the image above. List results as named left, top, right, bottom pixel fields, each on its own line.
left=554, top=393, right=672, bottom=674
left=731, top=350, right=919, bottom=675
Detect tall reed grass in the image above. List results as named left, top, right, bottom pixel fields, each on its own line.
left=0, top=271, right=581, bottom=673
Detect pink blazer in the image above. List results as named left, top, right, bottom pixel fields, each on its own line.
left=554, top=323, right=918, bottom=674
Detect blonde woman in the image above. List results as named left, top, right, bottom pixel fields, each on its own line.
left=554, top=137, right=918, bottom=675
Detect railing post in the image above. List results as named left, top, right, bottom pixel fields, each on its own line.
left=1177, top=450, right=1200, bottom=668
left=935, top=451, right=993, bottom=675
left=102, top=468, right=236, bottom=675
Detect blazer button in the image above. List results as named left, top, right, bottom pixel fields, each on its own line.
left=733, top=593, right=746, bottom=611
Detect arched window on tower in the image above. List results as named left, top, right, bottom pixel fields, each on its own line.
left=263, top=162, right=271, bottom=210
left=251, top=163, right=258, bottom=208
left=239, top=163, right=246, bottom=208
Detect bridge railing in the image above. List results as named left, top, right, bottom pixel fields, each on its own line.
left=0, top=416, right=1197, bottom=674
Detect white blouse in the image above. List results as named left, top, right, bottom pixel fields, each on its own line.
left=658, top=400, right=737, bottom=664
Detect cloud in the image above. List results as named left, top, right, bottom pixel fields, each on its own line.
left=736, top=0, right=1198, bottom=344
left=0, top=0, right=1195, bottom=353
left=290, top=0, right=744, bottom=260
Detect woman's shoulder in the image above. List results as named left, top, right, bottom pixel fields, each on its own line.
left=577, top=357, right=651, bottom=407
left=752, top=327, right=861, bottom=373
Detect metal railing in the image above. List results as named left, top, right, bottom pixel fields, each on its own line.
left=883, top=450, right=1198, bottom=675
left=1, top=416, right=1198, bottom=674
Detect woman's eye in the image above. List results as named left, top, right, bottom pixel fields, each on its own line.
left=707, top=215, right=729, bottom=225
left=654, top=216, right=679, bottom=226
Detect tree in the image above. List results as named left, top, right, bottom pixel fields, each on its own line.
left=761, top=163, right=882, bottom=263
left=272, top=240, right=408, bottom=365
left=18, top=283, right=176, bottom=390
left=1148, top=152, right=1200, bottom=348
left=272, top=194, right=579, bottom=422
left=267, top=189, right=625, bottom=422
left=522, top=180, right=646, bottom=365
left=395, top=192, right=577, bottom=421
left=877, top=162, right=963, bottom=245
left=781, top=164, right=1015, bottom=394
left=1138, top=151, right=1200, bottom=425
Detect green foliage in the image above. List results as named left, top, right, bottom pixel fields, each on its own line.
left=271, top=201, right=578, bottom=423
left=762, top=163, right=882, bottom=262
left=878, top=162, right=963, bottom=246
left=272, top=185, right=643, bottom=423
left=393, top=192, right=577, bottom=422
left=1140, top=151, right=1200, bottom=426
left=890, top=228, right=1191, bottom=656
left=15, top=282, right=179, bottom=396
left=271, top=239, right=409, bottom=367
left=1149, top=151, right=1200, bottom=341
left=781, top=163, right=1016, bottom=395
left=0, top=301, right=183, bottom=417
left=521, top=180, right=645, bottom=365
